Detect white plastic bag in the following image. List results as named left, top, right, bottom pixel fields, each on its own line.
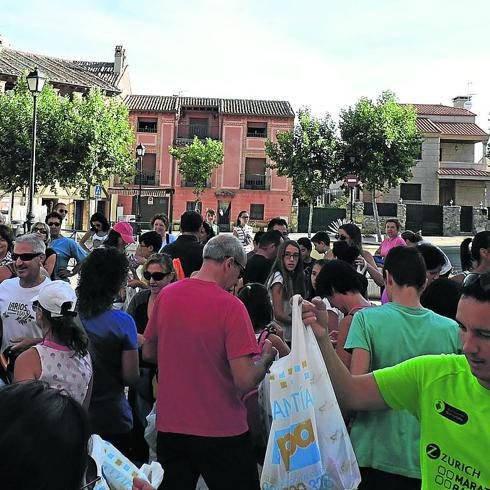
left=261, top=295, right=361, bottom=490
left=88, top=434, right=164, bottom=490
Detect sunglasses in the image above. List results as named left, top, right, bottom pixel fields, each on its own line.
left=335, top=234, right=347, bottom=240
left=241, top=215, right=249, bottom=219
left=33, top=227, right=48, bottom=234
left=47, top=222, right=61, bottom=227
left=463, top=272, right=490, bottom=292
left=12, top=252, right=42, bottom=261
left=143, top=271, right=172, bottom=281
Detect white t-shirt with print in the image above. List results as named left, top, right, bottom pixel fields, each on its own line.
left=0, top=277, right=50, bottom=352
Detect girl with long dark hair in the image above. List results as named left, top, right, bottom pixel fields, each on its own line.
left=79, top=212, right=110, bottom=252
left=77, top=247, right=139, bottom=454
left=453, top=231, right=490, bottom=284
left=266, top=240, right=305, bottom=343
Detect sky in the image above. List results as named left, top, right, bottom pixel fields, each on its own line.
left=2, top=0, right=490, bottom=128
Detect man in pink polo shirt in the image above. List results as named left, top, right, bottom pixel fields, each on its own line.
left=143, top=234, right=276, bottom=490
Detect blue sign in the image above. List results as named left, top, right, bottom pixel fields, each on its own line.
left=94, top=185, right=102, bottom=199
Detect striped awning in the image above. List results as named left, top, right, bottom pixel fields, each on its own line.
left=108, top=188, right=173, bottom=197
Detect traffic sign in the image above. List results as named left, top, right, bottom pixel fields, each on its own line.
left=346, top=174, right=358, bottom=188
left=94, top=185, right=102, bottom=199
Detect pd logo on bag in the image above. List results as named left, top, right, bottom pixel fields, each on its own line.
left=272, top=418, right=321, bottom=471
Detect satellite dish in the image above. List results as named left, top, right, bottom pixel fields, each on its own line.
left=464, top=100, right=472, bottom=110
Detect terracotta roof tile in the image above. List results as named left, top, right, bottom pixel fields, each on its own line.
left=220, top=98, right=294, bottom=117
left=124, top=95, right=294, bottom=117
left=72, top=60, right=123, bottom=86
left=407, top=103, right=475, bottom=116
left=124, top=95, right=178, bottom=112
left=416, top=118, right=440, bottom=133
left=431, top=122, right=488, bottom=138
left=180, top=97, right=220, bottom=108
left=438, top=168, right=490, bottom=178
left=0, top=47, right=120, bottom=93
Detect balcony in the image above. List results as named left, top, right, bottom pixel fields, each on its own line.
left=180, top=178, right=211, bottom=188
left=240, top=173, right=270, bottom=190
left=134, top=171, right=157, bottom=186
left=175, top=124, right=220, bottom=145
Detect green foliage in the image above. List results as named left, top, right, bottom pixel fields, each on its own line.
left=265, top=107, right=342, bottom=205
left=339, top=91, right=422, bottom=192
left=0, top=74, right=135, bottom=194
left=169, top=137, right=224, bottom=201
left=329, top=194, right=349, bottom=209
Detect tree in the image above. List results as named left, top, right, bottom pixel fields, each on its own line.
left=169, top=136, right=224, bottom=207
left=0, top=74, right=135, bottom=194
left=339, top=91, right=422, bottom=240
left=265, top=107, right=341, bottom=237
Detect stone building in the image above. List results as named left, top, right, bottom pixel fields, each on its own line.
left=383, top=97, right=489, bottom=206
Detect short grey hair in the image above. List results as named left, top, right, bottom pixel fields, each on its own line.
left=14, top=233, right=46, bottom=254
left=203, top=234, right=246, bottom=268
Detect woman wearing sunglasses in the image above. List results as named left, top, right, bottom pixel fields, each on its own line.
left=32, top=221, right=57, bottom=278
left=79, top=212, right=110, bottom=253
left=126, top=253, right=176, bottom=462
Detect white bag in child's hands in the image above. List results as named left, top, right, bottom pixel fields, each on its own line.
left=261, top=295, right=361, bottom=490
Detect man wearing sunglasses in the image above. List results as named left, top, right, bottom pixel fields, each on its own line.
left=143, top=235, right=276, bottom=489
left=303, top=269, right=490, bottom=488
left=0, top=234, right=50, bottom=360
left=53, top=201, right=68, bottom=221
left=45, top=211, right=87, bottom=282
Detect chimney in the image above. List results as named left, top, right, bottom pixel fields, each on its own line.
left=452, top=95, right=471, bottom=109
left=114, top=45, right=125, bottom=75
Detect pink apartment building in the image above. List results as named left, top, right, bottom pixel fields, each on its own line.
left=110, top=95, right=295, bottom=230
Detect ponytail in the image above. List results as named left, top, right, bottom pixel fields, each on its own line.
left=46, top=313, right=89, bottom=358
left=460, top=232, right=490, bottom=272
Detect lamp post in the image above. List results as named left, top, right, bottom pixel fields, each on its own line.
left=135, top=143, right=145, bottom=233
left=347, top=156, right=358, bottom=222
left=25, top=68, right=47, bottom=232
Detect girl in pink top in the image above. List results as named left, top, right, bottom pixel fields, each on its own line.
left=377, top=218, right=406, bottom=258
left=14, top=281, right=93, bottom=407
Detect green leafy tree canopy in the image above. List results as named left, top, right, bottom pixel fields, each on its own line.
left=339, top=90, right=422, bottom=238
left=265, top=107, right=342, bottom=234
left=265, top=108, right=342, bottom=201
left=0, top=74, right=135, bottom=194
left=339, top=91, right=422, bottom=191
left=169, top=136, right=224, bottom=202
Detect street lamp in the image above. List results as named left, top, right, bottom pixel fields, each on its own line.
left=135, top=143, right=145, bottom=232
left=347, top=156, right=358, bottom=222
left=25, top=68, right=47, bottom=232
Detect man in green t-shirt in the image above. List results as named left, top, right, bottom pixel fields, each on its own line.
left=302, top=271, right=490, bottom=490
left=343, top=247, right=461, bottom=488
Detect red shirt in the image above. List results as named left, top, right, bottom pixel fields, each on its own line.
left=144, top=278, right=260, bottom=437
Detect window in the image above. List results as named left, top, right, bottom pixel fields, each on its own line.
left=186, top=201, right=202, bottom=213
left=400, top=183, right=421, bottom=201
left=137, top=118, right=157, bottom=133
left=247, top=122, right=267, bottom=138
left=250, top=204, right=264, bottom=220
left=243, top=158, right=267, bottom=189
left=416, top=143, right=423, bottom=160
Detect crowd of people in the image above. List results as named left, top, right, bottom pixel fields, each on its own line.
left=0, top=203, right=489, bottom=490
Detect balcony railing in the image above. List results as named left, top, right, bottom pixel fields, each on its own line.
left=175, top=124, right=220, bottom=145
left=134, top=171, right=157, bottom=185
left=240, top=173, right=270, bottom=190
left=180, top=178, right=211, bottom=188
